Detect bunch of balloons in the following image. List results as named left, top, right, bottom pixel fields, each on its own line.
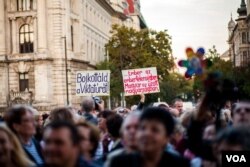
left=178, top=47, right=212, bottom=79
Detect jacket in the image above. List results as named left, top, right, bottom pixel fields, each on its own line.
left=109, top=151, right=190, bottom=167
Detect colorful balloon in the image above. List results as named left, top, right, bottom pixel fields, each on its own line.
left=178, top=47, right=212, bottom=79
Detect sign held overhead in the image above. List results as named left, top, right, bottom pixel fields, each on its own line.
left=122, top=67, right=160, bottom=96
left=76, top=70, right=110, bottom=96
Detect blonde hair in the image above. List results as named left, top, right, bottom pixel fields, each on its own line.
left=0, top=123, right=34, bottom=167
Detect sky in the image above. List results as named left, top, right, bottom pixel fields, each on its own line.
left=140, top=0, right=241, bottom=62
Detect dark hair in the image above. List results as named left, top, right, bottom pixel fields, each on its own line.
left=97, top=110, right=114, bottom=119
left=173, top=98, right=183, bottom=105
left=106, top=114, right=123, bottom=138
left=81, top=97, right=95, bottom=113
left=42, top=113, right=49, bottom=122
left=216, top=126, right=250, bottom=150
left=77, top=122, right=100, bottom=157
left=4, top=105, right=33, bottom=133
left=50, top=107, right=74, bottom=123
left=45, top=121, right=80, bottom=145
left=158, top=104, right=169, bottom=109
left=140, top=107, right=175, bottom=136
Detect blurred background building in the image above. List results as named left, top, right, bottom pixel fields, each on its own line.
left=227, top=0, right=250, bottom=67
left=0, top=0, right=147, bottom=112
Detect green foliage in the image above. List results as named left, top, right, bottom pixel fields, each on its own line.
left=233, top=65, right=250, bottom=99
left=159, top=73, right=193, bottom=104
left=97, top=25, right=192, bottom=107
left=193, top=45, right=250, bottom=101
left=207, top=45, right=220, bottom=59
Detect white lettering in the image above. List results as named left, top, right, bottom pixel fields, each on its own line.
left=232, top=155, right=239, bottom=162
left=240, top=155, right=247, bottom=162
left=226, top=155, right=233, bottom=162
left=226, top=155, right=247, bottom=163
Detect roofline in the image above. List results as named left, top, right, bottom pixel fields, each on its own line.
left=96, top=0, right=128, bottom=21
left=139, top=14, right=147, bottom=29
left=228, top=23, right=238, bottom=42
left=95, top=0, right=116, bottom=16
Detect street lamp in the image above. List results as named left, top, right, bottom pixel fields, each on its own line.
left=62, top=37, right=69, bottom=106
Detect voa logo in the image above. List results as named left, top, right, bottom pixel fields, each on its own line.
left=226, top=155, right=247, bottom=163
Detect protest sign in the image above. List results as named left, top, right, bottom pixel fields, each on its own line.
left=76, top=70, right=110, bottom=96
left=122, top=67, right=160, bottom=96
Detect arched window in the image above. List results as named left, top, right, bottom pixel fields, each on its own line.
left=17, top=0, right=33, bottom=11
left=19, top=24, right=34, bottom=53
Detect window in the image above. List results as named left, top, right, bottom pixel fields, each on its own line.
left=19, top=73, right=29, bottom=92
left=71, top=25, right=74, bottom=51
left=19, top=24, right=34, bottom=53
left=247, top=32, right=249, bottom=43
left=242, top=32, right=247, bottom=44
left=17, top=0, right=33, bottom=11
left=242, top=51, right=248, bottom=66
left=122, top=2, right=128, bottom=8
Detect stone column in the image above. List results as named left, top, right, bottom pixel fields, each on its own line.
left=34, top=61, right=52, bottom=103
left=11, top=18, right=17, bottom=54
left=37, top=0, right=47, bottom=52
left=0, top=0, right=6, bottom=55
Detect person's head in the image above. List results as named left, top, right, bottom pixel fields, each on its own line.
left=221, top=109, right=232, bottom=125
left=179, top=110, right=193, bottom=129
left=47, top=107, right=74, bottom=125
left=137, top=107, right=175, bottom=155
left=203, top=124, right=216, bottom=141
left=232, top=101, right=250, bottom=127
left=169, top=108, right=180, bottom=117
left=76, top=121, right=100, bottom=158
left=115, top=107, right=130, bottom=118
left=224, top=101, right=231, bottom=110
left=106, top=114, right=123, bottom=140
left=4, top=105, right=36, bottom=138
left=81, top=97, right=95, bottom=113
left=97, top=110, right=114, bottom=132
left=121, top=112, right=140, bottom=151
left=0, top=123, right=34, bottom=167
left=173, top=99, right=183, bottom=114
left=171, top=123, right=185, bottom=146
left=215, top=126, right=250, bottom=166
left=43, top=121, right=80, bottom=167
left=29, top=107, right=43, bottom=128
left=153, top=102, right=169, bottom=110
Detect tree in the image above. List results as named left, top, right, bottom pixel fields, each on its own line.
left=97, top=25, right=178, bottom=107
left=193, top=45, right=250, bottom=101
left=159, top=73, right=193, bottom=104
left=193, top=46, right=233, bottom=101
left=233, top=64, right=250, bottom=99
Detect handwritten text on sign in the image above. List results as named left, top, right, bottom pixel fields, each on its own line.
left=76, top=71, right=110, bottom=96
left=122, top=67, right=160, bottom=96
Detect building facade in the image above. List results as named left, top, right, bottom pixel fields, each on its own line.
left=0, top=0, right=121, bottom=112
left=228, top=0, right=250, bottom=67
left=108, top=0, right=146, bottom=30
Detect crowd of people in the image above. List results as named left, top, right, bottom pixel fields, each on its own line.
left=0, top=88, right=250, bottom=167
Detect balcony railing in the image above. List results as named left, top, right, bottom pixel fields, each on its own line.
left=9, top=90, right=33, bottom=105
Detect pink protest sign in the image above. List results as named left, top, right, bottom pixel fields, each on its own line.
left=122, top=67, right=160, bottom=96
